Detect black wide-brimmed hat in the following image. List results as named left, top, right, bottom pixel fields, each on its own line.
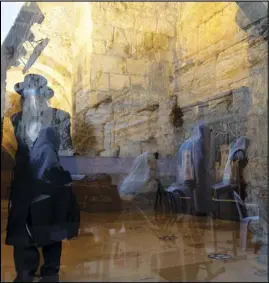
left=14, top=74, right=54, bottom=99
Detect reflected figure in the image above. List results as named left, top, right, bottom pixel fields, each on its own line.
left=222, top=137, right=249, bottom=200
left=11, top=73, right=74, bottom=155
left=212, top=137, right=249, bottom=220
left=6, top=126, right=80, bottom=282
left=119, top=152, right=157, bottom=201
left=5, top=73, right=76, bottom=283
left=167, top=123, right=212, bottom=216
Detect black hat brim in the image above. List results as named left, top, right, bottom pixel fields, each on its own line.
left=14, top=82, right=54, bottom=99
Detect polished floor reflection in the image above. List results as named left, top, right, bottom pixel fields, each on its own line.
left=1, top=200, right=267, bottom=282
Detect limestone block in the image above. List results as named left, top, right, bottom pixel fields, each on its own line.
left=86, top=102, right=112, bottom=126
left=196, top=59, right=216, bottom=87
left=148, top=61, right=172, bottom=77
left=179, top=2, right=229, bottom=27
left=114, top=119, right=129, bottom=133
left=119, top=141, right=142, bottom=157
left=92, top=24, right=114, bottom=41
left=105, top=56, right=127, bottom=74
left=91, top=73, right=109, bottom=91
left=248, top=67, right=268, bottom=115
left=177, top=64, right=196, bottom=97
left=126, top=59, right=147, bottom=75
left=177, top=23, right=198, bottom=58
left=106, top=42, right=131, bottom=58
left=216, top=42, right=249, bottom=86
left=131, top=76, right=148, bottom=90
left=152, top=33, right=169, bottom=50
left=149, top=75, right=169, bottom=94
left=232, top=86, right=251, bottom=114
left=91, top=3, right=107, bottom=24
left=134, top=15, right=157, bottom=33
left=157, top=19, right=175, bottom=37
left=128, top=114, right=152, bottom=142
left=110, top=74, right=130, bottom=90
left=106, top=9, right=135, bottom=29
left=88, top=91, right=111, bottom=108
left=114, top=119, right=129, bottom=144
left=157, top=50, right=174, bottom=62
left=93, top=40, right=106, bottom=55
left=75, top=89, right=90, bottom=114
left=104, top=121, right=115, bottom=149
left=113, top=27, right=135, bottom=45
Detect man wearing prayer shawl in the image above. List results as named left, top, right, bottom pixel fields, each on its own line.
left=168, top=123, right=213, bottom=216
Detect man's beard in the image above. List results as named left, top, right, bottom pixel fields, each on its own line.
left=19, top=98, right=52, bottom=144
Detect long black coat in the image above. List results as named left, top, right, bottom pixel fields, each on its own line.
left=6, top=109, right=78, bottom=247
left=6, top=165, right=80, bottom=247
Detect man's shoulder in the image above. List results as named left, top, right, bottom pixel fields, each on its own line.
left=52, top=108, right=71, bottom=120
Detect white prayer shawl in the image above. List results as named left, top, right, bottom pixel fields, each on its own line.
left=223, top=137, right=249, bottom=184
left=119, top=152, right=156, bottom=200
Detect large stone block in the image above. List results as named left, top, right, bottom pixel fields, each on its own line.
left=148, top=61, right=172, bottom=77
left=75, top=89, right=90, bottom=114
left=110, top=74, right=130, bottom=90
left=106, top=42, right=131, bottom=58
left=134, top=15, right=157, bottom=33
left=91, top=73, right=109, bottom=91
left=177, top=24, right=199, bottom=58
left=88, top=91, right=111, bottom=108
left=92, top=24, right=114, bottom=41
left=104, top=121, right=115, bottom=149
left=119, top=141, right=142, bottom=157
left=92, top=40, right=106, bottom=55
left=149, top=75, right=169, bottom=94
left=126, top=59, right=147, bottom=75
left=152, top=33, right=169, bottom=50
left=113, top=27, right=136, bottom=45
left=157, top=19, right=175, bottom=37
left=91, top=55, right=127, bottom=75
left=106, top=9, right=135, bottom=29
left=86, top=102, right=112, bottom=125
left=157, top=50, right=174, bottom=62
left=216, top=42, right=249, bottom=91
left=128, top=114, right=152, bottom=142
left=131, top=76, right=148, bottom=90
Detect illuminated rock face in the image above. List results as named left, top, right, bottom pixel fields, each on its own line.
left=1, top=4, right=267, bottom=196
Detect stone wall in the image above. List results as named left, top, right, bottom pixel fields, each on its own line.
left=1, top=3, right=267, bottom=207
left=72, top=2, right=181, bottom=157
left=70, top=2, right=267, bottom=188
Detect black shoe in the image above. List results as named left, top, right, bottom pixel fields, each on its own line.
left=39, top=274, right=59, bottom=282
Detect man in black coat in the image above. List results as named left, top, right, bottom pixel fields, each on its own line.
left=5, top=74, right=79, bottom=282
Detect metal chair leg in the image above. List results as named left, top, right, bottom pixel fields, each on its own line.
left=171, top=193, right=178, bottom=213
left=155, top=191, right=159, bottom=211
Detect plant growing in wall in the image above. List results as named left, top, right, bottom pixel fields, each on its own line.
left=72, top=109, right=97, bottom=155
left=169, top=99, right=183, bottom=130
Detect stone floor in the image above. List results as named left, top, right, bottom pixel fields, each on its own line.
left=1, top=200, right=268, bottom=282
